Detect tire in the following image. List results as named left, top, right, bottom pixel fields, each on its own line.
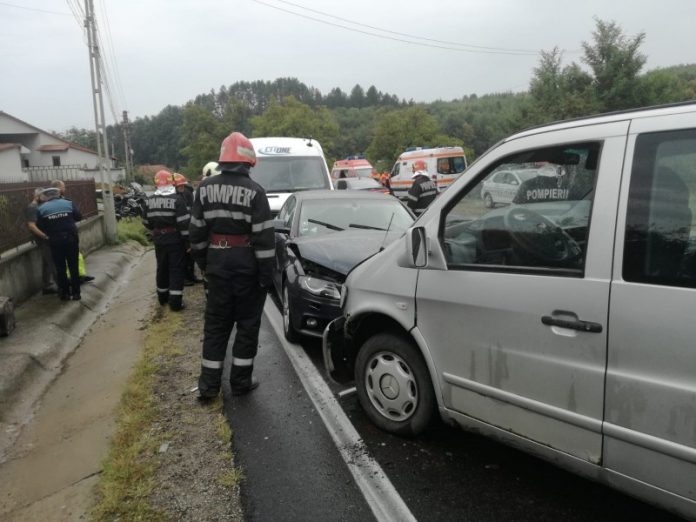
left=355, top=332, right=435, bottom=436
left=483, top=192, right=494, bottom=208
left=282, top=283, right=299, bottom=343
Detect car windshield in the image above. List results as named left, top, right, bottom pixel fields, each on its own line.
left=298, top=198, right=413, bottom=237
left=251, top=157, right=331, bottom=193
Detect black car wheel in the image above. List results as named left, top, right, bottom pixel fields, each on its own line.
left=355, top=333, right=435, bottom=436
left=282, top=283, right=299, bottom=343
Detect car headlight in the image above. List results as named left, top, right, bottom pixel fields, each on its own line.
left=299, top=275, right=342, bottom=300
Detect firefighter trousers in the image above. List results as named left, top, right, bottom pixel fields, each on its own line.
left=155, top=242, right=186, bottom=310
left=198, top=274, right=266, bottom=394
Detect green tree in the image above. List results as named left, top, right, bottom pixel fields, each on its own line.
left=250, top=96, right=339, bottom=155
left=366, top=106, right=444, bottom=164
left=56, top=127, right=98, bottom=151
left=180, top=103, right=225, bottom=178
left=582, top=18, right=647, bottom=111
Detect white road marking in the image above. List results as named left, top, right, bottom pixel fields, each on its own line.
left=338, top=386, right=357, bottom=398
left=264, top=301, right=417, bottom=522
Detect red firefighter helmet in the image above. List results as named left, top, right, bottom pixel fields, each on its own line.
left=412, top=160, right=428, bottom=172
left=154, top=169, right=174, bottom=187
left=173, top=173, right=188, bottom=187
left=219, top=132, right=256, bottom=166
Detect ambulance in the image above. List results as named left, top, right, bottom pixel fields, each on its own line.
left=249, top=137, right=333, bottom=216
left=389, top=146, right=467, bottom=199
left=330, top=156, right=375, bottom=180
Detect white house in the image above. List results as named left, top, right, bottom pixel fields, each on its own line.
left=0, top=111, right=120, bottom=183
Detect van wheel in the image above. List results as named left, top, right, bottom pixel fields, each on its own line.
left=282, top=283, right=299, bottom=343
left=483, top=193, right=494, bottom=208
left=355, top=333, right=435, bottom=436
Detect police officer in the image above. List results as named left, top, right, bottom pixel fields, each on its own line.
left=407, top=160, right=437, bottom=216
left=142, top=170, right=190, bottom=311
left=190, top=132, right=274, bottom=398
left=36, top=187, right=82, bottom=301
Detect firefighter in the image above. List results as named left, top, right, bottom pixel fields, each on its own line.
left=406, top=160, right=437, bottom=216
left=142, top=170, right=190, bottom=311
left=379, top=171, right=393, bottom=195
left=201, top=161, right=221, bottom=180
left=190, top=132, right=274, bottom=399
left=174, top=173, right=200, bottom=285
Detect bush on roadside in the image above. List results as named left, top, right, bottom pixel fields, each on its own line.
left=117, top=218, right=151, bottom=246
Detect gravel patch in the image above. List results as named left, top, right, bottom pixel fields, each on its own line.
left=148, top=284, right=244, bottom=521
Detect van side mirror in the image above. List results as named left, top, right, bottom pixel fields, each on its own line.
left=406, top=226, right=428, bottom=268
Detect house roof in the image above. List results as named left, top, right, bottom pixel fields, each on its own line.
left=0, top=110, right=101, bottom=156
left=37, top=144, right=70, bottom=152
left=0, top=143, right=21, bottom=152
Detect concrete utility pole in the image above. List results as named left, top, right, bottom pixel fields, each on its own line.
left=84, top=0, right=117, bottom=243
left=122, top=110, right=133, bottom=181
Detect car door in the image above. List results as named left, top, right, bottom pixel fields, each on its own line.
left=605, top=112, right=696, bottom=501
left=416, top=121, right=629, bottom=463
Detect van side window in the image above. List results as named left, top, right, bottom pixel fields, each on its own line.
left=440, top=142, right=600, bottom=274
left=623, top=129, right=696, bottom=288
left=391, top=163, right=400, bottom=178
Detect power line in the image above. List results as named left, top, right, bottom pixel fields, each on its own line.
left=98, top=0, right=128, bottom=110
left=0, top=1, right=70, bottom=16
left=273, top=0, right=539, bottom=54
left=250, top=0, right=539, bottom=56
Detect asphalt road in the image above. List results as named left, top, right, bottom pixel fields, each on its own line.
left=226, top=297, right=684, bottom=522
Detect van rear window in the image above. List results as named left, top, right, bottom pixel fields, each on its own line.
left=251, top=157, right=331, bottom=193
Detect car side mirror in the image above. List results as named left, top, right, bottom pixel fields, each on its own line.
left=273, top=219, right=290, bottom=235
left=406, top=226, right=428, bottom=268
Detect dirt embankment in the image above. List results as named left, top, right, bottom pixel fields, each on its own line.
left=93, top=284, right=243, bottom=521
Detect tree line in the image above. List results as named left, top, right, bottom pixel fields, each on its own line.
left=58, top=19, right=696, bottom=180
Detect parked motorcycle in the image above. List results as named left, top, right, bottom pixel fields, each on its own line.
left=115, top=182, right=147, bottom=220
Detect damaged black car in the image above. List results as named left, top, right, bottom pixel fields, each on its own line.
left=272, top=190, right=414, bottom=341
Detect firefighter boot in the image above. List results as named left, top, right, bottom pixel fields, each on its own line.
left=230, top=365, right=259, bottom=396
left=197, top=367, right=221, bottom=400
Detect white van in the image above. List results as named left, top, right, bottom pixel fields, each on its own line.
left=249, top=137, right=333, bottom=215
left=324, top=103, right=696, bottom=519
left=389, top=146, right=467, bottom=199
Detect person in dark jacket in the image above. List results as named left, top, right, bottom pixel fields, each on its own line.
left=142, top=170, right=191, bottom=311
left=174, top=173, right=200, bottom=285
left=36, top=187, right=82, bottom=300
left=190, top=131, right=274, bottom=399
left=407, top=160, right=438, bottom=216
left=26, top=188, right=58, bottom=294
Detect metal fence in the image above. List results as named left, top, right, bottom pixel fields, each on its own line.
left=23, top=165, right=125, bottom=183
left=0, top=179, right=97, bottom=253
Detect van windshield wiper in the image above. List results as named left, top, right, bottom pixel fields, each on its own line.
left=308, top=218, right=344, bottom=231
left=348, top=223, right=386, bottom=231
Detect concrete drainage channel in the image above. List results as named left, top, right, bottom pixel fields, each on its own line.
left=0, top=241, right=147, bottom=461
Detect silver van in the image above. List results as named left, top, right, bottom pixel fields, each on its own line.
left=324, top=102, right=696, bottom=518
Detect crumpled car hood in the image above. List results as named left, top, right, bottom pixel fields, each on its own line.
left=292, top=229, right=403, bottom=275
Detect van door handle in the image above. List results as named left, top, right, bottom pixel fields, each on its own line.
left=541, top=314, right=603, bottom=333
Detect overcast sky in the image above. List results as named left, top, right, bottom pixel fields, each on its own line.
left=1, top=0, right=694, bottom=132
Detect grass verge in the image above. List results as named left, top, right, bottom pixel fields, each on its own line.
left=117, top=217, right=150, bottom=246
left=91, top=306, right=183, bottom=521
